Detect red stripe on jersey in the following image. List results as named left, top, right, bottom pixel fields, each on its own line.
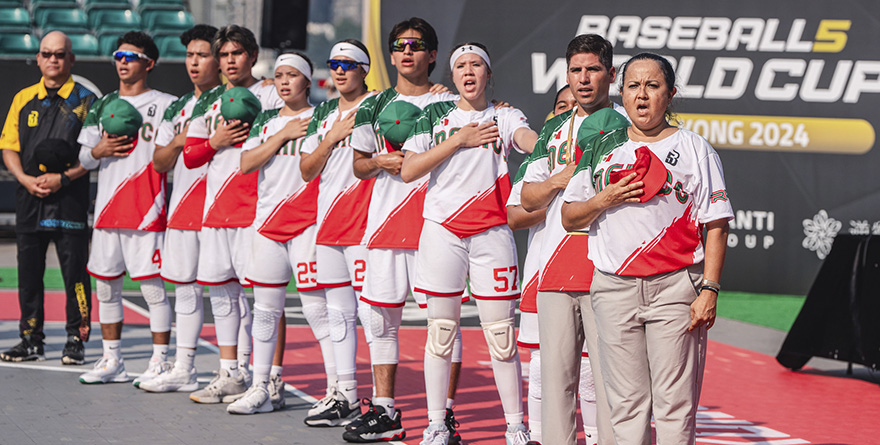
left=367, top=182, right=426, bottom=249
left=258, top=179, right=319, bottom=243
left=441, top=173, right=511, bottom=239
left=316, top=177, right=375, bottom=246
left=183, top=137, right=216, bottom=169
left=414, top=287, right=464, bottom=298
left=87, top=269, right=125, bottom=280
left=167, top=174, right=207, bottom=230
left=161, top=276, right=197, bottom=285
left=519, top=271, right=540, bottom=313
left=94, top=162, right=166, bottom=231
left=129, top=273, right=162, bottom=281
left=537, top=233, right=593, bottom=292
left=203, top=169, right=258, bottom=228
left=470, top=292, right=521, bottom=301
left=517, top=340, right=539, bottom=349
left=359, top=295, right=406, bottom=308
left=616, top=203, right=701, bottom=277
left=244, top=278, right=289, bottom=288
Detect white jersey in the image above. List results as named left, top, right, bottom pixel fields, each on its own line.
left=522, top=103, right=627, bottom=291
left=563, top=127, right=734, bottom=276
left=301, top=93, right=375, bottom=246
left=77, top=89, right=176, bottom=231
left=155, top=91, right=206, bottom=231
left=242, top=106, right=316, bottom=243
left=507, top=164, right=546, bottom=312
left=404, top=102, right=529, bottom=238
left=185, top=82, right=283, bottom=229
left=351, top=89, right=458, bottom=249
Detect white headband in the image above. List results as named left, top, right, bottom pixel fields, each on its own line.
left=329, top=42, right=370, bottom=74
left=449, top=45, right=491, bottom=71
left=274, top=53, right=312, bottom=81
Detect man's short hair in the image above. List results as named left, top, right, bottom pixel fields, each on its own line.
left=565, top=34, right=613, bottom=71
left=388, top=17, right=439, bottom=75
left=117, top=31, right=159, bottom=62
left=180, top=24, right=218, bottom=48
left=212, top=25, right=259, bottom=62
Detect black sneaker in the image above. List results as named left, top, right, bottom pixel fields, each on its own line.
left=446, top=408, right=462, bottom=445
left=304, top=391, right=360, bottom=427
left=342, top=405, right=405, bottom=442
left=62, top=336, right=85, bottom=365
left=345, top=398, right=376, bottom=431
left=0, top=336, right=45, bottom=362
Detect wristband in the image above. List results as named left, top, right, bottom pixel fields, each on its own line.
left=701, top=279, right=721, bottom=291
left=700, top=285, right=720, bottom=294
left=60, top=172, right=71, bottom=187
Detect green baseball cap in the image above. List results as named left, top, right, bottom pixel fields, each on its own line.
left=377, top=101, right=421, bottom=148
left=220, top=86, right=261, bottom=125
left=576, top=107, right=630, bottom=152
left=100, top=99, right=142, bottom=138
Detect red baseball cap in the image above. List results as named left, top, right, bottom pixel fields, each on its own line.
left=609, top=146, right=668, bottom=203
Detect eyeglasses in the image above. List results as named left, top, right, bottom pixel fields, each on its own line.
left=327, top=59, right=363, bottom=72
left=113, top=50, right=151, bottom=62
left=39, top=51, right=67, bottom=60
left=390, top=38, right=427, bottom=52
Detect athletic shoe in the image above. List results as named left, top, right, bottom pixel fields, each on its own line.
left=309, top=392, right=337, bottom=417
left=139, top=364, right=199, bottom=393
left=133, top=359, right=172, bottom=388
left=61, top=336, right=85, bottom=365
left=525, top=442, right=541, bottom=445
left=345, top=398, right=375, bottom=431
left=268, top=374, right=286, bottom=410
left=342, top=405, right=406, bottom=442
left=78, top=357, right=130, bottom=384
left=0, top=336, right=45, bottom=362
left=446, top=408, right=462, bottom=445
left=419, top=424, right=450, bottom=445
left=189, top=369, right=248, bottom=404
left=505, top=424, right=530, bottom=445
left=584, top=426, right=598, bottom=445
left=227, top=385, right=273, bottom=415
left=303, top=390, right=360, bottom=427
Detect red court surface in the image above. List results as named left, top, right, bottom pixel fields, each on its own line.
left=3, top=291, right=879, bottom=444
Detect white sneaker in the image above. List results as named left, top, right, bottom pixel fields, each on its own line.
left=268, top=374, right=285, bottom=410
left=227, top=385, right=273, bottom=415
left=133, top=359, right=172, bottom=388
left=308, top=392, right=336, bottom=416
left=584, top=426, right=598, bottom=445
left=78, top=357, right=130, bottom=384
left=505, top=424, right=530, bottom=445
left=139, top=364, right=199, bottom=393
left=189, top=369, right=248, bottom=404
left=420, top=423, right=450, bottom=445
left=240, top=366, right=252, bottom=388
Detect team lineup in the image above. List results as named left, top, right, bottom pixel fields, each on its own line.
left=39, top=13, right=732, bottom=445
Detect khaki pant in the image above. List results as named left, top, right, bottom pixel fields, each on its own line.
left=591, top=265, right=708, bottom=445
left=537, top=291, right=613, bottom=445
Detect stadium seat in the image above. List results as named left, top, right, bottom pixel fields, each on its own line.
left=141, top=9, right=192, bottom=33
left=29, top=0, right=76, bottom=13
left=36, top=8, right=89, bottom=32
left=0, top=1, right=24, bottom=8
left=83, top=0, right=130, bottom=11
left=0, top=7, right=31, bottom=33
left=97, top=32, right=121, bottom=55
left=66, top=32, right=100, bottom=56
left=136, top=0, right=184, bottom=13
left=88, top=8, right=140, bottom=32
left=0, top=32, right=38, bottom=56
left=153, top=33, right=184, bottom=59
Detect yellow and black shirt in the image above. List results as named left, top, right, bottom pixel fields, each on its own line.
left=0, top=76, right=96, bottom=233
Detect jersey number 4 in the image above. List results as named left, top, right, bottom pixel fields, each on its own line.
left=151, top=249, right=162, bottom=269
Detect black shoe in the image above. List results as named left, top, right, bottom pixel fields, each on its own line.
left=304, top=391, right=360, bottom=427
left=446, top=408, right=462, bottom=445
left=342, top=405, right=405, bottom=442
left=62, top=336, right=85, bottom=365
left=345, top=398, right=375, bottom=431
left=0, top=336, right=45, bottom=362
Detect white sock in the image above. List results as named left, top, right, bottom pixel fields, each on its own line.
left=220, top=358, right=239, bottom=378
left=446, top=398, right=455, bottom=410
left=338, top=378, right=358, bottom=404
left=151, top=344, right=169, bottom=362
left=428, top=409, right=446, bottom=426
left=505, top=412, right=525, bottom=427
left=271, top=365, right=283, bottom=378
left=374, top=396, right=394, bottom=414
left=175, top=347, right=196, bottom=371
left=103, top=339, right=121, bottom=360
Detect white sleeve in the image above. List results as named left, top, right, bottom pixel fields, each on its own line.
left=350, top=120, right=378, bottom=154
left=522, top=156, right=550, bottom=184
left=694, top=139, right=734, bottom=224
left=402, top=131, right=432, bottom=154
left=154, top=118, right=175, bottom=147
left=506, top=180, right=523, bottom=207
left=562, top=167, right=593, bottom=203
left=76, top=124, right=101, bottom=170
left=501, top=108, right=531, bottom=155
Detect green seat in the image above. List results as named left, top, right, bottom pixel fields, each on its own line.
left=142, top=9, right=192, bottom=33
left=154, top=33, right=184, bottom=59
left=136, top=0, right=183, bottom=13
left=36, top=8, right=89, bottom=32
left=83, top=0, right=130, bottom=11
left=0, top=7, right=31, bottom=33
left=97, top=32, right=120, bottom=56
left=0, top=1, right=24, bottom=8
left=0, top=32, right=39, bottom=56
left=66, top=32, right=99, bottom=56
left=88, top=8, right=140, bottom=32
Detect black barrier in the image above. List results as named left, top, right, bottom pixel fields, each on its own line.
left=776, top=235, right=880, bottom=371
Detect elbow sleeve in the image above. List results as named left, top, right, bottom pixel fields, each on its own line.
left=183, top=137, right=215, bottom=169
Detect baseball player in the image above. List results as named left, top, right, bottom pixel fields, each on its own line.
left=399, top=42, right=538, bottom=445
left=226, top=52, right=318, bottom=415
left=181, top=25, right=282, bottom=404
left=76, top=32, right=176, bottom=385
left=346, top=18, right=466, bottom=443
left=299, top=39, right=375, bottom=427
left=519, top=35, right=625, bottom=445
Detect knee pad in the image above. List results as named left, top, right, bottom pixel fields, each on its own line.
left=174, top=284, right=201, bottom=315
left=369, top=305, right=400, bottom=339
left=140, top=279, right=168, bottom=305
left=529, top=350, right=542, bottom=400
left=426, top=318, right=459, bottom=359
left=302, top=303, right=330, bottom=340
left=96, top=279, right=123, bottom=324
left=579, top=355, right=596, bottom=403
left=328, top=306, right=348, bottom=342
left=209, top=283, right=238, bottom=317
left=357, top=300, right=373, bottom=344
left=252, top=304, right=281, bottom=342
left=481, top=317, right=517, bottom=361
